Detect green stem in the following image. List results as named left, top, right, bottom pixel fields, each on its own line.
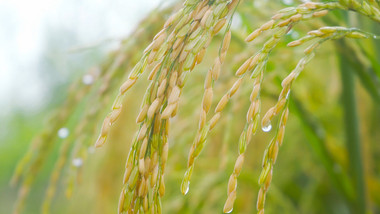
left=289, top=97, right=355, bottom=204
left=338, top=40, right=367, bottom=214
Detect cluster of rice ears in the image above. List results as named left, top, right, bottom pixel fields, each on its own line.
left=12, top=0, right=380, bottom=213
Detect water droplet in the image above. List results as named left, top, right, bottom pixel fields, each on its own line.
left=225, top=208, right=233, bottom=213
left=291, top=31, right=299, bottom=40
left=282, top=0, right=294, bottom=5
left=58, top=128, right=69, bottom=139
left=72, top=158, right=83, bottom=167
left=286, top=91, right=290, bottom=99
left=262, top=123, right=272, bottom=132
left=181, top=181, right=190, bottom=195
left=82, top=74, right=94, bottom=85
left=183, top=185, right=189, bottom=195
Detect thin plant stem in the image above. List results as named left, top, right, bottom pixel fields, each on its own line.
left=289, top=96, right=355, bottom=205
left=338, top=40, right=367, bottom=214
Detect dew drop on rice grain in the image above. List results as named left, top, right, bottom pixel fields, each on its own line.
left=57, top=128, right=69, bottom=139
left=82, top=74, right=95, bottom=85
left=182, top=181, right=190, bottom=195
left=262, top=123, right=272, bottom=132
left=72, top=158, right=83, bottom=167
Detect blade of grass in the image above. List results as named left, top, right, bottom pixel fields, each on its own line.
left=337, top=40, right=367, bottom=214
left=325, top=9, right=380, bottom=103
left=336, top=42, right=380, bottom=103
left=289, top=96, right=355, bottom=205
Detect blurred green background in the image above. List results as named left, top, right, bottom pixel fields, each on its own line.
left=1, top=0, right=380, bottom=213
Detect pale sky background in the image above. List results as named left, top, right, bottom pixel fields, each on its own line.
left=0, top=0, right=175, bottom=117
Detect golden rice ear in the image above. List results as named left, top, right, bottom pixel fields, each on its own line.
left=13, top=0, right=380, bottom=213
left=113, top=1, right=246, bottom=212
